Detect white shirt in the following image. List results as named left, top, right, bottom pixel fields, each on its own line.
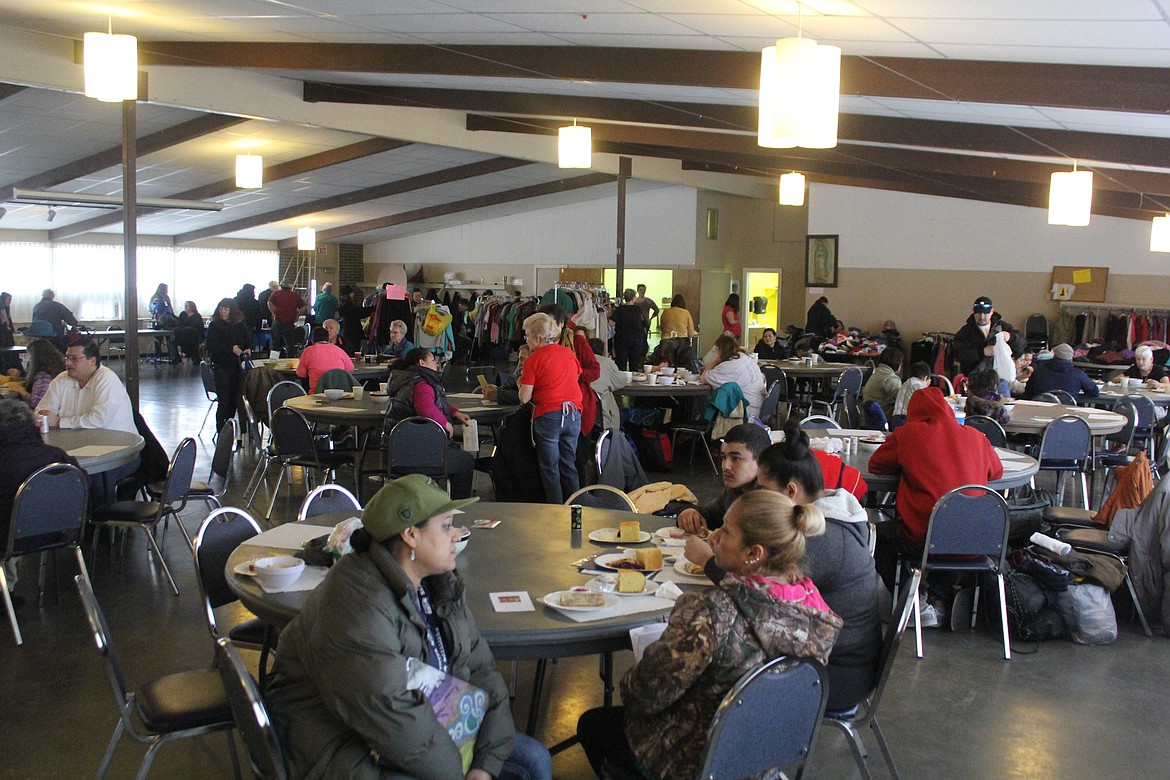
left=37, top=365, right=137, bottom=433
left=703, top=353, right=766, bottom=414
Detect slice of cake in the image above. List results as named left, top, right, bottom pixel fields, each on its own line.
left=559, top=591, right=606, bottom=607
left=635, top=547, right=663, bottom=570
left=617, top=569, right=646, bottom=593
left=618, top=520, right=641, bottom=542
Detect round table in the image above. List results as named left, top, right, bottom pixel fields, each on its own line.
left=614, top=380, right=711, bottom=399
left=804, top=430, right=1039, bottom=491
left=1086, top=385, right=1170, bottom=408
left=283, top=392, right=519, bottom=427
left=760, top=359, right=852, bottom=380
left=1000, top=400, right=1126, bottom=435
left=44, top=428, right=144, bottom=474
left=276, top=364, right=389, bottom=384
left=226, top=503, right=680, bottom=733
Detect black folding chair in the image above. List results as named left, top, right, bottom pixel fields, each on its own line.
left=215, top=637, right=288, bottom=780
left=297, top=484, right=361, bottom=523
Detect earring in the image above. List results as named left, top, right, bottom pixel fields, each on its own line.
left=410, top=549, right=416, bottom=562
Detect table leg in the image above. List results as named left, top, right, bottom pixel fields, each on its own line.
left=600, top=651, right=614, bottom=707
left=525, top=658, right=548, bottom=736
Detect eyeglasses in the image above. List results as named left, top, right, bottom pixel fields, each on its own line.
left=64, top=354, right=90, bottom=363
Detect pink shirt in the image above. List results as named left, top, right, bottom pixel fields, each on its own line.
left=296, top=343, right=356, bottom=393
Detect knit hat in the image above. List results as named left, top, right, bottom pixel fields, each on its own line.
left=361, top=474, right=478, bottom=542
left=1052, top=343, right=1074, bottom=361
left=972, top=296, right=993, bottom=312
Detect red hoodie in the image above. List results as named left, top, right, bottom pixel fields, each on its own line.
left=868, top=387, right=1003, bottom=546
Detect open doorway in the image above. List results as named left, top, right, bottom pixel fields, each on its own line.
left=742, top=269, right=780, bottom=350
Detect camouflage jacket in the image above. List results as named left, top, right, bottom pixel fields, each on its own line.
left=621, top=579, right=843, bottom=780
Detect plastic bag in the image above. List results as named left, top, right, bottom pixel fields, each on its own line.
left=422, top=304, right=453, bottom=336
left=1055, top=582, right=1118, bottom=644
left=461, top=418, right=479, bottom=453
left=992, top=331, right=1016, bottom=384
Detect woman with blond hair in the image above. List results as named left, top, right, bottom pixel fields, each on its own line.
left=577, top=490, right=842, bottom=779
left=518, top=311, right=583, bottom=503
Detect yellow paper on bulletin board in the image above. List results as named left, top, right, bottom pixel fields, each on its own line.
left=1051, top=266, right=1108, bottom=302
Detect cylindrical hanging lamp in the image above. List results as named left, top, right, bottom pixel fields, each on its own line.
left=1151, top=214, right=1170, bottom=252
left=558, top=123, right=592, bottom=169
left=779, top=172, right=806, bottom=206
left=235, top=154, right=263, bottom=189
left=83, top=31, right=138, bottom=103
left=1048, top=167, right=1093, bottom=226
left=297, top=226, right=316, bottom=251
left=758, top=37, right=840, bottom=149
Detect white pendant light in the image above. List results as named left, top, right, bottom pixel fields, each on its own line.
left=558, top=122, right=592, bottom=169
left=1048, top=164, right=1093, bottom=226
left=235, top=154, right=263, bottom=189
left=779, top=172, right=806, bottom=206
left=758, top=37, right=841, bottom=149
left=297, top=226, right=316, bottom=251
left=83, top=31, right=138, bottom=102
left=1152, top=214, right=1170, bottom=252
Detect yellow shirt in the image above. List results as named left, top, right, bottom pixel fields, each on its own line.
left=659, top=306, right=697, bottom=337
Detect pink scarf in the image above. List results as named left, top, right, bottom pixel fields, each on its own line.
left=730, top=573, right=833, bottom=615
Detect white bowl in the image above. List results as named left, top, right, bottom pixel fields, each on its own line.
left=858, top=437, right=884, bottom=451
left=659, top=367, right=676, bottom=375
left=658, top=375, right=676, bottom=385
left=620, top=371, right=634, bottom=382
left=252, top=555, right=305, bottom=590
left=373, top=393, right=391, bottom=404
left=322, top=388, right=345, bottom=401
left=455, top=527, right=471, bottom=554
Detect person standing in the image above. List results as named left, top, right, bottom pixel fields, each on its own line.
left=0, top=292, right=16, bottom=372
left=337, top=286, right=373, bottom=354
left=611, top=289, right=648, bottom=371
left=721, top=293, right=741, bottom=339
left=805, top=295, right=836, bottom=338
left=632, top=284, right=659, bottom=330
left=952, top=295, right=1023, bottom=376
left=267, top=282, right=307, bottom=357
left=658, top=293, right=697, bottom=338
left=205, top=297, right=252, bottom=434
left=31, top=289, right=77, bottom=348
left=149, top=283, right=178, bottom=361
left=518, top=312, right=583, bottom=504
left=313, top=282, right=339, bottom=325
left=235, top=283, right=266, bottom=353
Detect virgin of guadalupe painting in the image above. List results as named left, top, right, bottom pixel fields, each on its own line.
left=805, top=235, right=839, bottom=288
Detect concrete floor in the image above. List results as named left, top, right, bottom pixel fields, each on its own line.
left=0, top=363, right=1166, bottom=779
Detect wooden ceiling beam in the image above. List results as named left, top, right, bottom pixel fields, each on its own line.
left=1, top=113, right=247, bottom=199
left=277, top=172, right=615, bottom=247
left=173, top=156, right=531, bottom=245
left=140, top=42, right=1170, bottom=114
left=50, top=137, right=409, bottom=241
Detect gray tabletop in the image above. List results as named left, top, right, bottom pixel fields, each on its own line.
left=615, top=380, right=711, bottom=398
left=276, top=364, right=390, bottom=383
left=1086, top=385, right=1170, bottom=407
left=1000, top=400, right=1126, bottom=434
left=284, top=391, right=519, bottom=427
left=226, top=503, right=678, bottom=660
left=805, top=429, right=1038, bottom=491
left=44, top=428, right=144, bottom=474
left=760, top=359, right=852, bottom=379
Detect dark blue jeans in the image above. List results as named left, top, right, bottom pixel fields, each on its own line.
left=383, top=734, right=551, bottom=780
left=532, top=405, right=581, bottom=504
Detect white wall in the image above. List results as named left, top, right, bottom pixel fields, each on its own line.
left=365, top=185, right=698, bottom=268
left=808, top=184, right=1166, bottom=276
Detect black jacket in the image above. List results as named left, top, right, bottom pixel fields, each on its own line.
left=805, top=300, right=835, bottom=338
left=952, top=312, right=1023, bottom=375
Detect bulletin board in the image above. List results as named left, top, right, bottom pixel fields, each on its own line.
left=1050, top=266, right=1109, bottom=302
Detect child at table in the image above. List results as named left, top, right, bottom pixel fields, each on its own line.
left=965, top=368, right=1011, bottom=426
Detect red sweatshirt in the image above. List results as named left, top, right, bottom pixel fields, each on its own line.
left=868, top=387, right=1003, bottom=546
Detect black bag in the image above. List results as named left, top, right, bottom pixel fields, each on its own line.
left=984, top=571, right=1066, bottom=643
left=1006, top=485, right=1052, bottom=545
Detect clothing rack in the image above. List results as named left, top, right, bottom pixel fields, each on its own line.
left=1060, top=301, right=1170, bottom=316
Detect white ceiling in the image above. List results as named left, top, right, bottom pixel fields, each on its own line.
left=0, top=0, right=1167, bottom=244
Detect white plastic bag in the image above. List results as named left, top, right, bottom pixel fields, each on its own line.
left=461, top=418, right=479, bottom=453
left=1055, top=583, right=1118, bottom=644
left=992, top=331, right=1016, bottom=385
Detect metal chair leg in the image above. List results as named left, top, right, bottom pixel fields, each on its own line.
left=0, top=566, right=22, bottom=645
left=141, top=526, right=179, bottom=596
left=1124, top=571, right=1153, bottom=637
left=996, top=573, right=1012, bottom=659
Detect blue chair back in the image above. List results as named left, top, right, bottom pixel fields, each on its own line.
left=266, top=380, right=306, bottom=422
left=697, top=656, right=828, bottom=780
left=800, top=414, right=840, bottom=431
left=862, top=399, right=888, bottom=431
left=387, top=417, right=449, bottom=478
left=270, top=407, right=317, bottom=461
left=215, top=638, right=288, bottom=780
left=1049, top=389, right=1077, bottom=405
left=1121, top=393, right=1157, bottom=430
left=297, top=485, right=361, bottom=523
left=162, top=438, right=199, bottom=507
left=1037, top=415, right=1091, bottom=468
left=921, top=485, right=1010, bottom=563
left=8, top=463, right=88, bottom=557
left=835, top=366, right=863, bottom=399
left=1105, top=399, right=1137, bottom=449
left=193, top=508, right=263, bottom=615
left=757, top=381, right=786, bottom=426
left=965, top=414, right=1007, bottom=448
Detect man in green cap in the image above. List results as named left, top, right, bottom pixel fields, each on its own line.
left=266, top=475, right=552, bottom=780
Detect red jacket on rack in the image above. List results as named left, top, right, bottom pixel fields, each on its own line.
left=868, top=387, right=1003, bottom=546
left=570, top=330, right=601, bottom=435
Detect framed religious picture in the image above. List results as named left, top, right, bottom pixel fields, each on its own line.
left=805, top=234, right=838, bottom=288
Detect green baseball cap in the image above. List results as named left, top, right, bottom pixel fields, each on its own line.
left=361, top=474, right=478, bottom=542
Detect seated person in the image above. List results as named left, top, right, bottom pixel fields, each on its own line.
left=590, top=338, right=628, bottom=432
left=36, top=338, right=136, bottom=434
left=0, top=399, right=82, bottom=596
left=647, top=336, right=696, bottom=369
left=265, top=476, right=552, bottom=780
left=869, top=387, right=1003, bottom=625
left=296, top=327, right=356, bottom=394
left=1008, top=349, right=1034, bottom=396
left=577, top=490, right=842, bottom=780
left=385, top=348, right=475, bottom=499
left=6, top=340, right=66, bottom=409
left=685, top=422, right=880, bottom=716
left=965, top=368, right=1011, bottom=425
left=1023, top=343, right=1098, bottom=400
left=677, top=423, right=770, bottom=536
left=861, top=346, right=903, bottom=420
left=700, top=335, right=766, bottom=415
left=752, top=327, right=787, bottom=360
left=320, top=317, right=342, bottom=348
left=1124, top=345, right=1170, bottom=388
left=892, top=360, right=931, bottom=419
left=380, top=319, right=415, bottom=362
left=481, top=344, right=530, bottom=405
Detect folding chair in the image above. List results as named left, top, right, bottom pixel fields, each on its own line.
left=964, top=415, right=1008, bottom=448
left=215, top=637, right=288, bottom=780
left=148, top=419, right=237, bottom=512
left=756, top=380, right=788, bottom=429
left=912, top=485, right=1012, bottom=660
left=386, top=416, right=451, bottom=492
left=197, top=360, right=219, bottom=436
left=265, top=408, right=355, bottom=521
left=1035, top=415, right=1092, bottom=509
left=75, top=575, right=240, bottom=780
left=813, top=366, right=863, bottom=419
left=800, top=414, right=841, bottom=431
left=0, top=463, right=91, bottom=645
left=928, top=373, right=954, bottom=397
left=297, top=484, right=361, bottom=523
left=695, top=656, right=829, bottom=780
left=824, top=569, right=921, bottom=780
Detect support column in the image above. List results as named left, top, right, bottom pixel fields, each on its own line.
left=122, top=98, right=139, bottom=409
